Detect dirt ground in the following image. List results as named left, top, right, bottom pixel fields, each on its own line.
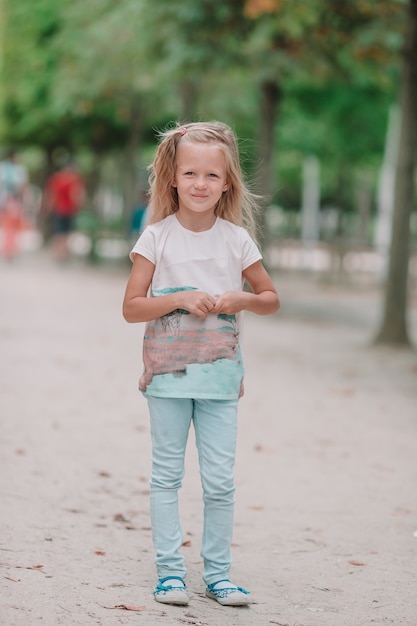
left=1, top=249, right=416, bottom=626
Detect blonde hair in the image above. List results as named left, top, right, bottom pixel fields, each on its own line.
left=147, top=121, right=259, bottom=242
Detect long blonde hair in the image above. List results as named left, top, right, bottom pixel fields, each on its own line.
left=147, top=121, right=259, bottom=242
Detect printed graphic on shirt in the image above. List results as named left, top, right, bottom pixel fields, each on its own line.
left=139, top=286, right=241, bottom=394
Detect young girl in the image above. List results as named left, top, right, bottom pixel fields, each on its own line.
left=123, top=121, right=280, bottom=607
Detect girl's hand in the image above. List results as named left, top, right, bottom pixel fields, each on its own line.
left=211, top=258, right=281, bottom=317
left=211, top=291, right=245, bottom=315
left=178, top=290, right=217, bottom=318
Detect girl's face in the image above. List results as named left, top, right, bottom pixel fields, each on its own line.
left=173, top=141, right=228, bottom=225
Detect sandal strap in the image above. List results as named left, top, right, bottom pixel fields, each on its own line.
left=154, top=576, right=186, bottom=594
left=207, top=580, right=249, bottom=596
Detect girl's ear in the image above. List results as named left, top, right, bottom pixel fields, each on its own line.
left=223, top=183, right=229, bottom=191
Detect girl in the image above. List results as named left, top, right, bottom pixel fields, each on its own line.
left=123, top=121, right=280, bottom=607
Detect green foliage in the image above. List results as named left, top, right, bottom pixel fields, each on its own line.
left=275, top=81, right=394, bottom=211
left=280, top=82, right=393, bottom=162
left=0, top=0, right=408, bottom=220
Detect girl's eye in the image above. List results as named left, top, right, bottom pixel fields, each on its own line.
left=208, top=173, right=218, bottom=178
left=185, top=171, right=194, bottom=176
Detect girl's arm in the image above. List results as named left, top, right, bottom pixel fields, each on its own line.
left=122, top=254, right=217, bottom=322
left=212, top=260, right=280, bottom=316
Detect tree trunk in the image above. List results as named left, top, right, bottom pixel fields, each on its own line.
left=374, top=104, right=401, bottom=277
left=257, top=79, right=282, bottom=251
left=124, top=95, right=142, bottom=229
left=356, top=172, right=373, bottom=246
left=180, top=79, right=199, bottom=122
left=375, top=0, right=417, bottom=345
left=301, top=155, right=320, bottom=245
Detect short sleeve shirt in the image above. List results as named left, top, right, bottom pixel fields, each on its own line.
left=130, top=214, right=262, bottom=400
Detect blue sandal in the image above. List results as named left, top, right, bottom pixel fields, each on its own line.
left=153, top=576, right=190, bottom=605
left=206, top=579, right=251, bottom=606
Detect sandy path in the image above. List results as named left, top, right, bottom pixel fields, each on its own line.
left=1, top=252, right=416, bottom=626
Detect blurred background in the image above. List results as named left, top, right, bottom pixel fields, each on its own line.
left=0, top=0, right=416, bottom=345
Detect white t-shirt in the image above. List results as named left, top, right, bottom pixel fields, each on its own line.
left=130, top=214, right=262, bottom=400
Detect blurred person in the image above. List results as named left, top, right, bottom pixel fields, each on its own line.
left=129, top=190, right=148, bottom=241
left=0, top=149, right=28, bottom=206
left=123, top=122, right=280, bottom=607
left=45, top=159, right=85, bottom=262
left=0, top=149, right=29, bottom=259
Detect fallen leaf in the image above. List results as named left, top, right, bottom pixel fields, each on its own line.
left=0, top=562, right=44, bottom=571
left=95, top=551, right=106, bottom=556
left=393, top=507, right=412, bottom=516
left=98, top=471, right=111, bottom=478
left=305, top=538, right=327, bottom=547
left=103, top=604, right=145, bottom=611
left=5, top=575, right=20, bottom=582
left=114, top=513, right=130, bottom=523
left=182, top=540, right=192, bottom=547
left=348, top=560, right=366, bottom=566
left=313, top=586, right=343, bottom=593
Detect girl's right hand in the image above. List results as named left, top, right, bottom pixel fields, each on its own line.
left=178, top=291, right=217, bottom=318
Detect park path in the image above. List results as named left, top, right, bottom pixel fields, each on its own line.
left=1, top=251, right=416, bottom=626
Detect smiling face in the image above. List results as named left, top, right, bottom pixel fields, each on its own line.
left=173, top=141, right=229, bottom=228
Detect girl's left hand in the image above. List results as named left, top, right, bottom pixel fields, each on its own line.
left=211, top=291, right=245, bottom=315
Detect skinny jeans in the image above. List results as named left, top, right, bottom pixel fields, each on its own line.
left=147, top=397, right=238, bottom=585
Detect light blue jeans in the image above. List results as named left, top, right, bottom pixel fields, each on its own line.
left=147, top=397, right=238, bottom=586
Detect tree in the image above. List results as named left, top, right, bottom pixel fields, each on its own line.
left=1, top=1, right=155, bottom=197
left=49, top=0, right=152, bottom=210
left=375, top=0, right=417, bottom=345
left=243, top=0, right=406, bottom=247
left=1, top=0, right=412, bottom=278
left=243, top=0, right=319, bottom=247
left=1, top=1, right=70, bottom=154
left=139, top=0, right=250, bottom=121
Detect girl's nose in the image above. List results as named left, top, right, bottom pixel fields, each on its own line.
left=194, top=176, right=207, bottom=189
